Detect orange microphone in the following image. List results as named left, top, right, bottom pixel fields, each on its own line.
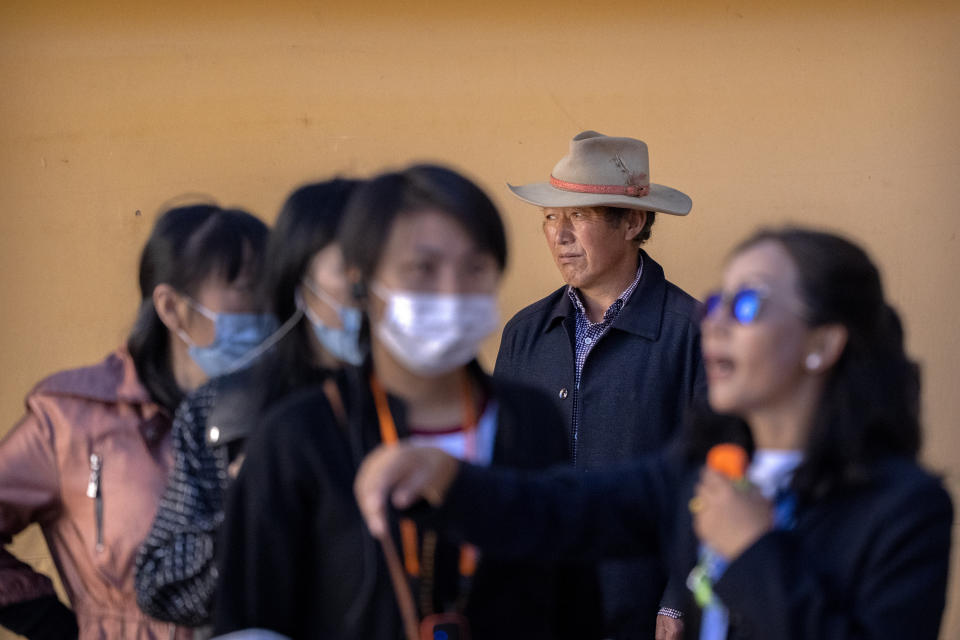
left=689, top=443, right=750, bottom=517
left=706, top=443, right=748, bottom=482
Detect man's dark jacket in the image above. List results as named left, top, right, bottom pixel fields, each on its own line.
left=494, top=250, right=705, bottom=637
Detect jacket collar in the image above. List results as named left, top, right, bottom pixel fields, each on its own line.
left=545, top=249, right=667, bottom=341
left=31, top=348, right=154, bottom=406
left=204, top=366, right=264, bottom=446
left=30, top=348, right=169, bottom=442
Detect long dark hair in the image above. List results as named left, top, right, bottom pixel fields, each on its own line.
left=255, top=178, right=361, bottom=409
left=690, top=227, right=921, bottom=502
left=338, top=164, right=507, bottom=290
left=127, top=204, right=269, bottom=411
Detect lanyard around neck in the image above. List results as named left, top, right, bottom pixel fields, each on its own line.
left=369, top=372, right=480, bottom=605
left=371, top=372, right=478, bottom=450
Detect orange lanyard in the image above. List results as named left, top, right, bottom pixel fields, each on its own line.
left=370, top=373, right=479, bottom=580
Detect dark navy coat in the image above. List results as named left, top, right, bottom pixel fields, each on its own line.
left=493, top=250, right=706, bottom=637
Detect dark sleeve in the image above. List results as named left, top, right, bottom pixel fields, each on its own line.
left=0, top=595, right=78, bottom=640
left=675, top=306, right=706, bottom=409
left=715, top=476, right=954, bottom=639
left=439, top=454, right=678, bottom=564
left=492, top=316, right=519, bottom=381
left=651, top=309, right=704, bottom=619
left=658, top=572, right=689, bottom=617
left=0, top=410, right=77, bottom=639
left=689, top=324, right=707, bottom=404
left=212, top=400, right=328, bottom=637
left=662, top=318, right=702, bottom=618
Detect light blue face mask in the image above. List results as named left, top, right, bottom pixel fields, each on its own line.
left=177, top=297, right=278, bottom=378
left=297, top=279, right=366, bottom=366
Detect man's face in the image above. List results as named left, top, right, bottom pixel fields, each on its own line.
left=541, top=207, right=640, bottom=290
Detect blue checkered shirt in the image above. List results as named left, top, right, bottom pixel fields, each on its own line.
left=566, top=253, right=644, bottom=465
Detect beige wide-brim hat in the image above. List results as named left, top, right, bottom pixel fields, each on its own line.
left=508, top=130, right=692, bottom=215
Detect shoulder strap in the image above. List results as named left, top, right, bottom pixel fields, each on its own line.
left=380, top=529, right=421, bottom=640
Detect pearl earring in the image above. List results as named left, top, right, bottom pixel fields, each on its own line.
left=805, top=353, right=823, bottom=372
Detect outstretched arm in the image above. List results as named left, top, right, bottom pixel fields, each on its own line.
left=355, top=443, right=678, bottom=564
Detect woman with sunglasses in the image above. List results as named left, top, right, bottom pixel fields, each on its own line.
left=135, top=180, right=362, bottom=632
left=213, top=165, right=598, bottom=640
left=355, top=227, right=953, bottom=639
left=0, top=204, right=271, bottom=640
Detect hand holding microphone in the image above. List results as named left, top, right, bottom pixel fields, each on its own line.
left=691, top=444, right=774, bottom=560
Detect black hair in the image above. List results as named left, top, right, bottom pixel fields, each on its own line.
left=687, top=227, right=921, bottom=502
left=255, top=178, right=362, bottom=408
left=127, top=204, right=269, bottom=411
left=338, top=164, right=507, bottom=290
left=602, top=207, right=656, bottom=245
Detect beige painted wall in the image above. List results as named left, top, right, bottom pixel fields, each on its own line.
left=1, top=1, right=958, bottom=637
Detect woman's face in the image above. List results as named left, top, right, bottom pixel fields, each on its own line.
left=180, top=271, right=258, bottom=347
left=369, top=208, right=501, bottom=305
left=174, top=270, right=259, bottom=388
left=362, top=208, right=503, bottom=380
left=701, top=240, right=814, bottom=419
left=301, top=243, right=351, bottom=329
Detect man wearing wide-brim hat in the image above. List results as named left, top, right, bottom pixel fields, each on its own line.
left=495, top=131, right=705, bottom=639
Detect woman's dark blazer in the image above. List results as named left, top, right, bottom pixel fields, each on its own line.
left=212, top=363, right=600, bottom=640
left=440, top=449, right=953, bottom=639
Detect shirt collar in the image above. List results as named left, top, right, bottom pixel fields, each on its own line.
left=566, top=252, right=645, bottom=324
left=748, top=449, right=804, bottom=498
left=545, top=250, right=668, bottom=340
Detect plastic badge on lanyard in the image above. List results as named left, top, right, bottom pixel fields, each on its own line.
left=421, top=612, right=471, bottom=640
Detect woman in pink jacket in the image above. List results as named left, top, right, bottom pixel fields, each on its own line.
left=0, top=204, right=272, bottom=639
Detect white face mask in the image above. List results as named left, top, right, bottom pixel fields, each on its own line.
left=371, top=283, right=500, bottom=377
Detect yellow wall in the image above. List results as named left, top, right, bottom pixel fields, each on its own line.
left=1, top=1, right=958, bottom=637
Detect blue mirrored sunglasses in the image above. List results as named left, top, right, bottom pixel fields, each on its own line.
left=701, top=287, right=768, bottom=324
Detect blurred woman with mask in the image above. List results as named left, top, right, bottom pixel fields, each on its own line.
left=213, top=165, right=596, bottom=640
left=0, top=204, right=271, bottom=640
left=135, top=179, right=362, bottom=633
left=355, top=226, right=953, bottom=640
